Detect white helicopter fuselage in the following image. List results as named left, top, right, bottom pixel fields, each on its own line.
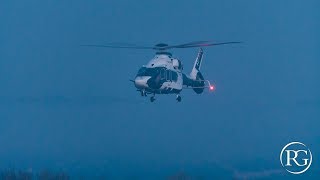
left=133, top=48, right=214, bottom=103
left=83, top=41, right=238, bottom=102
left=134, top=52, right=184, bottom=95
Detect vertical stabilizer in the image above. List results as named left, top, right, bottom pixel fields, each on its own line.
left=190, top=48, right=203, bottom=79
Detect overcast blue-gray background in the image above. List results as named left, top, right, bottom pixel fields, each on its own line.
left=1, top=0, right=319, bottom=179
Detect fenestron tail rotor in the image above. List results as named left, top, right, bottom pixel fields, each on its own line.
left=81, top=41, right=242, bottom=51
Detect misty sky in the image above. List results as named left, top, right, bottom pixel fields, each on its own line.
left=0, top=0, right=319, bottom=178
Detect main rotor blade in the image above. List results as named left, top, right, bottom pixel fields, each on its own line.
left=172, top=41, right=211, bottom=47
left=169, top=41, right=242, bottom=48
left=81, top=43, right=154, bottom=49
left=173, top=41, right=242, bottom=48
left=160, top=41, right=210, bottom=50
left=81, top=41, right=242, bottom=50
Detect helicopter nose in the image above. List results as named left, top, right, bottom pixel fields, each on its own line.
left=134, top=76, right=150, bottom=89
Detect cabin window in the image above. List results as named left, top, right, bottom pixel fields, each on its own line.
left=172, top=71, right=178, bottom=81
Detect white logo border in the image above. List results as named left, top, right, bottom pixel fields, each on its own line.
left=280, top=141, right=312, bottom=174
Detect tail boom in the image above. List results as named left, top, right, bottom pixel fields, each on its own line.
left=183, top=48, right=215, bottom=94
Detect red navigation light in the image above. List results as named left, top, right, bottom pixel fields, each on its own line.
left=209, top=85, right=215, bottom=91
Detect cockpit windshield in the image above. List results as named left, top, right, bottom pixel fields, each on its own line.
left=136, top=67, right=179, bottom=82
left=137, top=67, right=161, bottom=77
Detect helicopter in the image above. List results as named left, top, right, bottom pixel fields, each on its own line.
left=82, top=41, right=241, bottom=102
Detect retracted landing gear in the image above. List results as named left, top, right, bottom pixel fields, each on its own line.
left=176, top=94, right=182, bottom=102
